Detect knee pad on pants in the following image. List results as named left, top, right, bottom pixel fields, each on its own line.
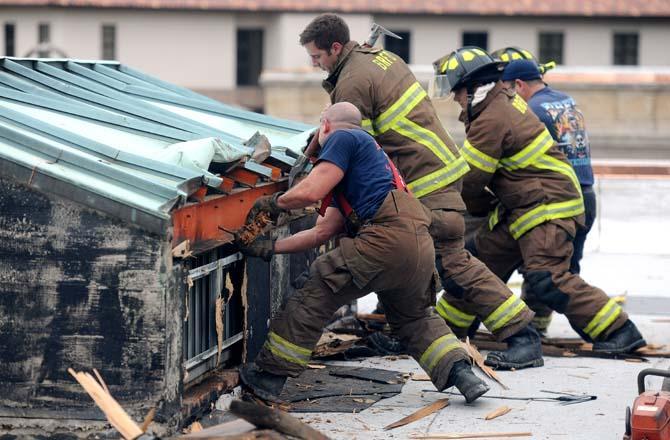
left=435, top=255, right=466, bottom=299
left=525, top=270, right=569, bottom=313
left=442, top=274, right=466, bottom=300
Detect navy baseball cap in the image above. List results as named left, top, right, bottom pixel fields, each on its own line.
left=501, top=59, right=542, bottom=81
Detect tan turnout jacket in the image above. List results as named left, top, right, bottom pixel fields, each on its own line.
left=459, top=82, right=585, bottom=240
left=323, top=41, right=468, bottom=210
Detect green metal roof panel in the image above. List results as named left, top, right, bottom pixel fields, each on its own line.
left=0, top=57, right=314, bottom=233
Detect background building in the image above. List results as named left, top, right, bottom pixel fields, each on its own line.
left=2, top=1, right=670, bottom=110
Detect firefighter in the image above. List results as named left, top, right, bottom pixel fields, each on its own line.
left=299, top=13, right=544, bottom=370
left=431, top=46, right=646, bottom=355
left=237, top=102, right=489, bottom=404
left=490, top=46, right=556, bottom=76
left=496, top=53, right=599, bottom=334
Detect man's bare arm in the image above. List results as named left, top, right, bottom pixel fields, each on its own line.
left=277, top=161, right=344, bottom=209
left=274, top=207, right=345, bottom=254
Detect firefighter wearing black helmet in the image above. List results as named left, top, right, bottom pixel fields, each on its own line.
left=298, top=14, right=540, bottom=370
left=431, top=47, right=646, bottom=357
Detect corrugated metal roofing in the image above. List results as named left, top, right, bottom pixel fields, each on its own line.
left=0, top=57, right=312, bottom=233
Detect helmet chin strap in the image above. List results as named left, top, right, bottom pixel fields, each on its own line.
left=466, top=83, right=475, bottom=122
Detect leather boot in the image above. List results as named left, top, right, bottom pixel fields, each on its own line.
left=239, top=363, right=287, bottom=402
left=444, top=360, right=490, bottom=404
left=485, top=325, right=544, bottom=370
left=592, top=320, right=646, bottom=354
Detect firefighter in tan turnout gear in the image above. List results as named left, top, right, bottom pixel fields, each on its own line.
left=299, top=13, right=544, bottom=370
left=431, top=46, right=646, bottom=355
left=238, top=102, right=489, bottom=404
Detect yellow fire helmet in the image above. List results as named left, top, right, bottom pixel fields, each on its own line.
left=429, top=46, right=504, bottom=100
left=490, top=46, right=557, bottom=75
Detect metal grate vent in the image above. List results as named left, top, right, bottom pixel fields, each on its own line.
left=183, top=251, right=244, bottom=383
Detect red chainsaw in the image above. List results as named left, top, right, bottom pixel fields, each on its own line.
left=624, top=368, right=670, bottom=439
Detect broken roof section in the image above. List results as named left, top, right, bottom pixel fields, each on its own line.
left=0, top=57, right=313, bottom=234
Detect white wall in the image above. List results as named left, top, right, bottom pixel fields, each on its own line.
left=263, top=12, right=372, bottom=71
left=1, top=9, right=668, bottom=94
left=373, top=15, right=670, bottom=67
left=640, top=25, right=670, bottom=66
left=1, top=8, right=236, bottom=89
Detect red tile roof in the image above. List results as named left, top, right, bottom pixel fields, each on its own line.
left=2, top=0, right=670, bottom=17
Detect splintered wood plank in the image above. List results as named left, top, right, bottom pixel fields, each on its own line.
left=484, top=406, right=511, bottom=420
left=411, top=372, right=432, bottom=381
left=68, top=369, right=143, bottom=440
left=357, top=313, right=387, bottom=322
left=230, top=400, right=330, bottom=440
left=463, top=338, right=508, bottom=390
left=384, top=398, right=449, bottom=430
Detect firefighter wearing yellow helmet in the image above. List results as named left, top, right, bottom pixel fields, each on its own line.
left=431, top=46, right=646, bottom=358
left=490, top=46, right=557, bottom=75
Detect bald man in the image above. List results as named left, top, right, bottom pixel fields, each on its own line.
left=238, top=102, right=489, bottom=404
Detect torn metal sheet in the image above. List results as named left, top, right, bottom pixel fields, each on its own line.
left=279, top=366, right=405, bottom=413
left=328, top=366, right=406, bottom=384
left=288, top=394, right=388, bottom=413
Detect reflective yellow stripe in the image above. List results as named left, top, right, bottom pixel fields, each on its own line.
left=534, top=154, right=582, bottom=195
left=583, top=299, right=623, bottom=339
left=511, top=94, right=528, bottom=114
left=369, top=81, right=465, bottom=198
left=419, top=333, right=462, bottom=374
left=499, top=129, right=553, bottom=170
left=407, top=157, right=470, bottom=198
left=483, top=296, right=527, bottom=332
left=265, top=331, right=311, bottom=366
left=462, top=139, right=499, bottom=173
left=509, top=198, right=584, bottom=239
left=436, top=296, right=476, bottom=328
left=361, top=118, right=375, bottom=135
left=532, top=315, right=553, bottom=331
left=488, top=204, right=501, bottom=230
left=395, top=117, right=457, bottom=163
left=500, top=135, right=584, bottom=239
left=374, top=82, right=426, bottom=134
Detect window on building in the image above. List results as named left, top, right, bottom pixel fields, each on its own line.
left=4, top=23, right=15, bottom=56
left=236, top=29, right=264, bottom=86
left=613, top=32, right=639, bottom=65
left=101, top=24, right=116, bottom=59
left=462, top=31, right=488, bottom=50
left=385, top=31, right=411, bottom=64
left=538, top=32, right=564, bottom=64
left=38, top=22, right=50, bottom=57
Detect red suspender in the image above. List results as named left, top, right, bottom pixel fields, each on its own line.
left=318, top=146, right=408, bottom=217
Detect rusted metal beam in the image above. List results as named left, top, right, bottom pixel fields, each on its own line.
left=171, top=181, right=286, bottom=247
left=228, top=168, right=260, bottom=187
left=219, top=177, right=235, bottom=194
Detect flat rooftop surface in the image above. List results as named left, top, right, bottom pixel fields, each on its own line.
left=296, top=176, right=670, bottom=440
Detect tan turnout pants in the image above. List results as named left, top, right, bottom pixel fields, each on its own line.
left=471, top=218, right=627, bottom=341
left=429, top=207, right=534, bottom=341
left=255, top=191, right=469, bottom=390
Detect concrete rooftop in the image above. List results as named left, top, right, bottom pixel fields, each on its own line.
left=211, top=175, right=670, bottom=440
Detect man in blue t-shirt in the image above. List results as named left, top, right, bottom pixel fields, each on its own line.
left=236, top=102, right=489, bottom=404
left=502, top=59, right=597, bottom=332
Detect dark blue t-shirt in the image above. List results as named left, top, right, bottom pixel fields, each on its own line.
left=317, top=128, right=395, bottom=221
left=528, top=86, right=594, bottom=186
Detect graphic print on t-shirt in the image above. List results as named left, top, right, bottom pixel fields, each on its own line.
left=541, top=99, right=591, bottom=166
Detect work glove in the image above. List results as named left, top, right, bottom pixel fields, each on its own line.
left=246, top=192, right=287, bottom=224
left=237, top=237, right=275, bottom=262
